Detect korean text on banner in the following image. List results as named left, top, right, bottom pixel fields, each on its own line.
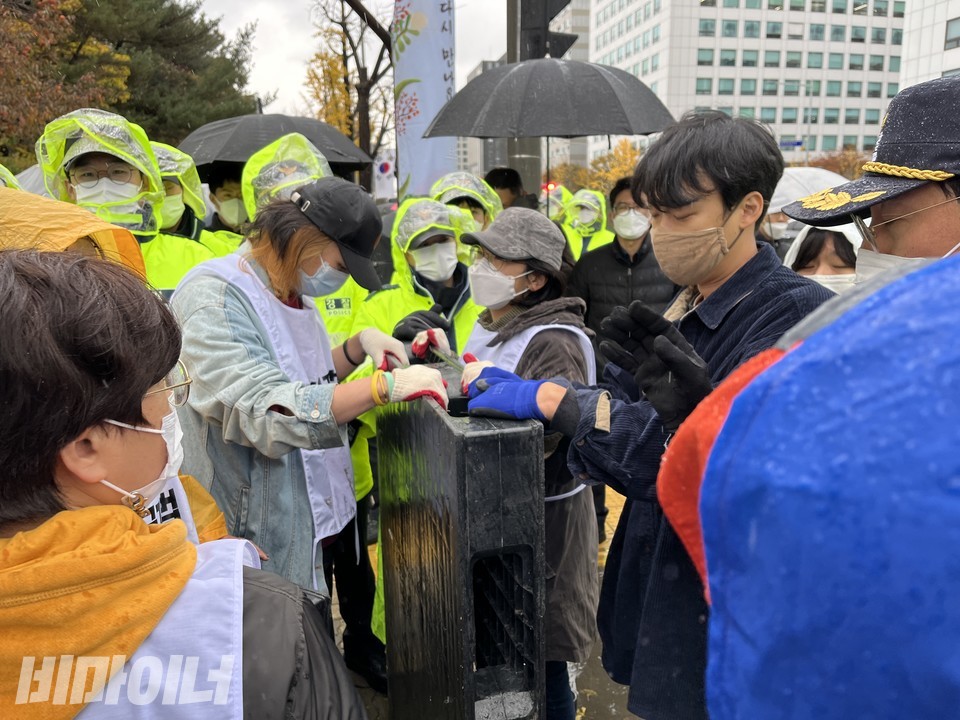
left=392, top=0, right=458, bottom=199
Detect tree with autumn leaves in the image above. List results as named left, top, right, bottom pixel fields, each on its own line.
left=304, top=0, right=393, bottom=190
left=0, top=0, right=257, bottom=171
left=547, top=139, right=643, bottom=195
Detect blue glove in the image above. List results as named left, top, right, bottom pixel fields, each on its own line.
left=466, top=366, right=522, bottom=394
left=467, top=369, right=546, bottom=421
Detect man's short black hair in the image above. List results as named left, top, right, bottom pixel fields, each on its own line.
left=206, top=162, right=243, bottom=193
left=0, top=250, right=181, bottom=529
left=484, top=167, right=524, bottom=193
left=632, top=111, right=783, bottom=227
left=609, top=176, right=633, bottom=208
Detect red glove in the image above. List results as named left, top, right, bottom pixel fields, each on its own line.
left=411, top=328, right=451, bottom=360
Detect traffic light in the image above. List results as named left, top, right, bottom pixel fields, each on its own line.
left=520, top=0, right=577, bottom=61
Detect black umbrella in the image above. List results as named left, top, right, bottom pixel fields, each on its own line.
left=423, top=58, right=674, bottom=139
left=179, top=114, right=373, bottom=174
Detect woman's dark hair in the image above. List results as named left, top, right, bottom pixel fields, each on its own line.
left=513, top=243, right=575, bottom=308
left=0, top=249, right=181, bottom=528
left=632, top=110, right=783, bottom=230
left=791, top=229, right=858, bottom=272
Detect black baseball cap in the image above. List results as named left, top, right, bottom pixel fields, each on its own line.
left=783, top=76, right=960, bottom=226
left=291, top=177, right=383, bottom=291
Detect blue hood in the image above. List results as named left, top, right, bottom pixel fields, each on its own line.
left=702, top=256, right=960, bottom=720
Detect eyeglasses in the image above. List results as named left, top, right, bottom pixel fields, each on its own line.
left=468, top=245, right=510, bottom=271
left=69, top=164, right=137, bottom=188
left=144, top=360, right=192, bottom=407
left=853, top=195, right=960, bottom=251
left=613, top=203, right=641, bottom=215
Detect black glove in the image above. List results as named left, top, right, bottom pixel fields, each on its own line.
left=598, top=301, right=712, bottom=432
left=598, top=301, right=683, bottom=372
left=392, top=306, right=451, bottom=341
left=634, top=335, right=713, bottom=432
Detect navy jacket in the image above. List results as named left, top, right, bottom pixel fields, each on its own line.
left=565, top=243, right=835, bottom=720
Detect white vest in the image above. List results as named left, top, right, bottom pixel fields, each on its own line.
left=464, top=323, right=596, bottom=502
left=79, top=539, right=259, bottom=719
left=180, top=256, right=356, bottom=583
left=465, top=323, right=597, bottom=385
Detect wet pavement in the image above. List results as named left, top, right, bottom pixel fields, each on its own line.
left=331, top=487, right=637, bottom=719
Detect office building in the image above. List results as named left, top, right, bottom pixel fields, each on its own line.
left=589, top=0, right=906, bottom=161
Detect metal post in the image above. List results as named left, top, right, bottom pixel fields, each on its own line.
left=507, top=0, right=542, bottom=195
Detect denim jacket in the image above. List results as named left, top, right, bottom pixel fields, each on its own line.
left=172, top=256, right=348, bottom=593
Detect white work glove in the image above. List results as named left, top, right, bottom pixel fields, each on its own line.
left=411, top=328, right=451, bottom=361
left=389, top=366, right=449, bottom=410
left=358, top=328, right=409, bottom=370
left=460, top=360, right=495, bottom=394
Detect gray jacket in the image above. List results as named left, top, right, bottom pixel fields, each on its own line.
left=242, top=567, right=368, bottom=719
left=477, top=297, right=600, bottom=663
left=172, top=258, right=349, bottom=592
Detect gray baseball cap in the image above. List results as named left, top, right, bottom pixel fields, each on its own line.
left=461, top=207, right=566, bottom=271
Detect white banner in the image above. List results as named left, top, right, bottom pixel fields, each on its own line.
left=392, top=0, right=458, bottom=199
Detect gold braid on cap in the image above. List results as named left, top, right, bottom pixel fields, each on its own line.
left=861, top=161, right=955, bottom=181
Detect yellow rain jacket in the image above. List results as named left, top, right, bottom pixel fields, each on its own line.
left=152, top=142, right=242, bottom=258
left=36, top=109, right=165, bottom=236
left=430, top=171, right=503, bottom=226
left=36, top=109, right=215, bottom=293
left=566, top=188, right=616, bottom=260
left=241, top=133, right=333, bottom=221
left=539, top=183, right=573, bottom=222
left=353, top=197, right=482, bottom=353
left=0, top=163, right=20, bottom=189
left=314, top=276, right=376, bottom=502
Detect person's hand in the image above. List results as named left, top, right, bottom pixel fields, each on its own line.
left=460, top=360, right=495, bottom=393
left=411, top=328, right=451, bottom=361
left=358, top=328, right=409, bottom=370
left=598, top=301, right=685, bottom=373
left=634, top=335, right=713, bottom=432
left=389, top=366, right=449, bottom=410
left=466, top=367, right=546, bottom=421
left=392, top=308, right=451, bottom=341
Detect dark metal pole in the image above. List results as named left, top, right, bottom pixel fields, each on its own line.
left=507, top=0, right=542, bottom=195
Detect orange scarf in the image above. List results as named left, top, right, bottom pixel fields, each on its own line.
left=0, top=506, right=196, bottom=720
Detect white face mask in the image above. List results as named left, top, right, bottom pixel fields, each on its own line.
left=854, top=247, right=927, bottom=285
left=577, top=207, right=599, bottom=226
left=101, top=409, right=184, bottom=518
left=613, top=210, right=651, bottom=240
left=217, top=197, right=248, bottom=229
left=805, top=273, right=857, bottom=294
left=74, top=178, right=142, bottom=219
left=468, top=257, right=531, bottom=310
left=161, top=194, right=185, bottom=229
left=767, top=221, right=789, bottom=240
left=299, top=260, right=349, bottom=297
left=411, top=241, right=458, bottom=282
